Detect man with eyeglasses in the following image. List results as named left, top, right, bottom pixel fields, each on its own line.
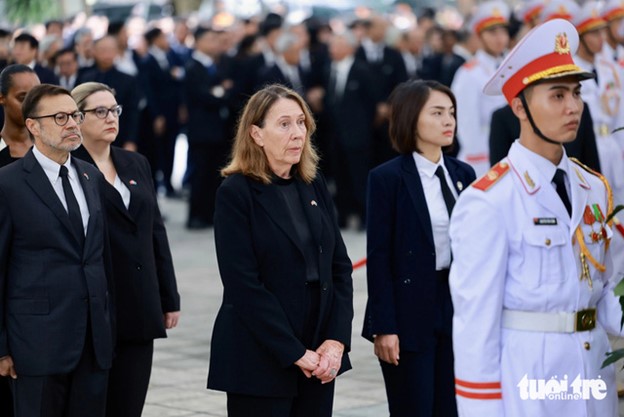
left=0, top=84, right=113, bottom=417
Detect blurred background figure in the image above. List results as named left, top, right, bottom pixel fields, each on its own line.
left=11, top=33, right=59, bottom=84
left=451, top=0, right=510, bottom=176
left=139, top=27, right=185, bottom=197
left=72, top=27, right=95, bottom=69
left=54, top=47, right=79, bottom=90
left=77, top=35, right=140, bottom=149
left=420, top=29, right=465, bottom=87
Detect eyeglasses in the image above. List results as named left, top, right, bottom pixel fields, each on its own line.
left=28, top=111, right=85, bottom=126
left=82, top=105, right=123, bottom=119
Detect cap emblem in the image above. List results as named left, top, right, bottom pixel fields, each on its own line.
left=554, top=32, right=570, bottom=55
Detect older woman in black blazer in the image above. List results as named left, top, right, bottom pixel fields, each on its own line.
left=70, top=82, right=181, bottom=417
left=208, top=84, right=353, bottom=417
left=362, top=80, right=476, bottom=417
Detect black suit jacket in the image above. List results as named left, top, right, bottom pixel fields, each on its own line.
left=256, top=63, right=309, bottom=94
left=76, top=67, right=140, bottom=146
left=207, top=173, right=353, bottom=397
left=0, top=149, right=113, bottom=375
left=34, top=63, right=59, bottom=85
left=184, top=57, right=231, bottom=145
left=362, top=154, right=476, bottom=351
left=419, top=53, right=465, bottom=87
left=489, top=103, right=601, bottom=171
left=355, top=45, right=408, bottom=100
left=72, top=146, right=180, bottom=342
left=324, top=59, right=379, bottom=152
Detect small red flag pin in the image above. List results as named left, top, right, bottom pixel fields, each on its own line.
left=129, top=180, right=137, bottom=186
left=83, top=172, right=89, bottom=180
left=311, top=200, right=317, bottom=206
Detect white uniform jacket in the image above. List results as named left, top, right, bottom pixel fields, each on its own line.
left=451, top=50, right=507, bottom=177
left=449, top=141, right=622, bottom=417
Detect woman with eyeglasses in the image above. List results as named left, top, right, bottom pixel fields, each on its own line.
left=70, top=82, right=181, bottom=417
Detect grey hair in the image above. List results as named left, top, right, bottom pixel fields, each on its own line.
left=73, top=27, right=92, bottom=44
left=39, top=35, right=62, bottom=54
left=274, top=32, right=298, bottom=54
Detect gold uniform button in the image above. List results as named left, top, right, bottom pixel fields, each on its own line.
left=584, top=342, right=591, bottom=351
left=545, top=239, right=551, bottom=246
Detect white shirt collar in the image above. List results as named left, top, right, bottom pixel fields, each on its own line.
left=32, top=145, right=72, bottom=184
left=192, top=50, right=214, bottom=67
left=511, top=140, right=569, bottom=184
left=413, top=151, right=445, bottom=179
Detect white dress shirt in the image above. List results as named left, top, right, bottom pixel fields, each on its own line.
left=413, top=151, right=457, bottom=270
left=113, top=175, right=131, bottom=209
left=33, top=145, right=90, bottom=233
left=331, top=56, right=354, bottom=99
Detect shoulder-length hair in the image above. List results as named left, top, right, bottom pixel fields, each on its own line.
left=388, top=79, right=457, bottom=155
left=221, top=84, right=319, bottom=184
left=70, top=82, right=116, bottom=111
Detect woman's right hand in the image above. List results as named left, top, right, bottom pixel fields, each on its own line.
left=294, top=349, right=320, bottom=378
left=374, top=334, right=400, bottom=366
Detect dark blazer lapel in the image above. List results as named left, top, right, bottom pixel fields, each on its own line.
left=401, top=154, right=434, bottom=247
left=249, top=179, right=304, bottom=255
left=74, top=145, right=134, bottom=225
left=295, top=178, right=321, bottom=245
left=444, top=155, right=467, bottom=195
left=23, top=150, right=76, bottom=240
left=110, top=148, right=141, bottom=223
left=74, top=158, right=100, bottom=242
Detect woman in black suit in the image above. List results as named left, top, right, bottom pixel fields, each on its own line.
left=362, top=80, right=476, bottom=417
left=70, top=82, right=181, bottom=417
left=207, top=84, right=353, bottom=417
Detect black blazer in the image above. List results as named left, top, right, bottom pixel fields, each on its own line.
left=0, top=149, right=113, bottom=375
left=355, top=45, right=408, bottom=100
left=362, top=154, right=476, bottom=351
left=72, top=146, right=180, bottom=342
left=489, top=103, right=601, bottom=171
left=184, top=57, right=231, bottom=145
left=34, top=63, right=59, bottom=85
left=76, top=67, right=140, bottom=146
left=324, top=59, right=379, bottom=151
left=207, top=173, right=353, bottom=397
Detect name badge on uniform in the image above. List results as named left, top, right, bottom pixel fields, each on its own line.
left=534, top=217, right=557, bottom=226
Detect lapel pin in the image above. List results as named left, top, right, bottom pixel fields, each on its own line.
left=129, top=179, right=137, bottom=186
left=457, top=181, right=463, bottom=191
left=82, top=172, right=89, bottom=180
left=524, top=171, right=535, bottom=189
left=311, top=200, right=317, bottom=206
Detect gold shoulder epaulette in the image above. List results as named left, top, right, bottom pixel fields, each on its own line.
left=472, top=161, right=510, bottom=191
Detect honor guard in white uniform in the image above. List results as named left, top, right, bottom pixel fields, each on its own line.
left=450, top=19, right=623, bottom=417
left=451, top=1, right=509, bottom=176
left=572, top=2, right=624, bottom=279
left=600, top=0, right=624, bottom=68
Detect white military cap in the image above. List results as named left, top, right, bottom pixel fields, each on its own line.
left=483, top=18, right=594, bottom=103
left=517, top=0, right=545, bottom=25
left=572, top=1, right=607, bottom=34
left=602, top=0, right=624, bottom=21
left=469, top=0, right=510, bottom=34
left=540, top=0, right=580, bottom=22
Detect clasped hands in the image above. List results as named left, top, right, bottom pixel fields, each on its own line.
left=295, top=339, right=344, bottom=384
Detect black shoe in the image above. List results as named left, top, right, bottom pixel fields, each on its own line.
left=186, top=218, right=212, bottom=230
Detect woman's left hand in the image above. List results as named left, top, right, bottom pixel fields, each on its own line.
left=164, top=311, right=181, bottom=329
left=313, top=339, right=344, bottom=384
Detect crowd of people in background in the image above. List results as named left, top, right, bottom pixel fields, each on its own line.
left=0, top=4, right=490, bottom=232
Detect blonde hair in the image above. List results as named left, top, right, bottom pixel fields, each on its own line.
left=71, top=82, right=116, bottom=110
left=221, top=84, right=319, bottom=184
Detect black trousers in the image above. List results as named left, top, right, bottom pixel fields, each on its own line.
left=187, top=142, right=229, bottom=225
left=10, top=327, right=109, bottom=417
left=105, top=340, right=154, bottom=417
left=379, top=269, right=458, bottom=417
left=1, top=376, right=14, bottom=417
left=227, top=282, right=335, bottom=417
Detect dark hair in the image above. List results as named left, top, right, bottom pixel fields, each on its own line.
left=22, top=83, right=71, bottom=121
left=107, top=20, right=125, bottom=36
left=14, top=33, right=38, bottom=49
left=144, top=27, right=163, bottom=45
left=0, top=28, right=11, bottom=38
left=53, top=46, right=78, bottom=62
left=0, top=64, right=36, bottom=96
left=45, top=20, right=63, bottom=30
left=193, top=25, right=216, bottom=41
left=260, top=13, right=283, bottom=37
left=388, top=80, right=457, bottom=154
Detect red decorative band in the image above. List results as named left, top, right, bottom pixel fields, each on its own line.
left=475, top=17, right=508, bottom=34
left=455, top=378, right=502, bottom=389
left=456, top=388, right=503, bottom=400
left=603, top=9, right=624, bottom=22
left=576, top=18, right=607, bottom=34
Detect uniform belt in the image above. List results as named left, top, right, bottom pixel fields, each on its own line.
left=502, top=308, right=596, bottom=333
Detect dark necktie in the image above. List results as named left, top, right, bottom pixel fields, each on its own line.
left=592, top=67, right=599, bottom=85
left=59, top=165, right=85, bottom=245
left=434, top=165, right=456, bottom=217
left=552, top=168, right=572, bottom=217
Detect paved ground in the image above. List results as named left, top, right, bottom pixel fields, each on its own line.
left=143, top=195, right=624, bottom=416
